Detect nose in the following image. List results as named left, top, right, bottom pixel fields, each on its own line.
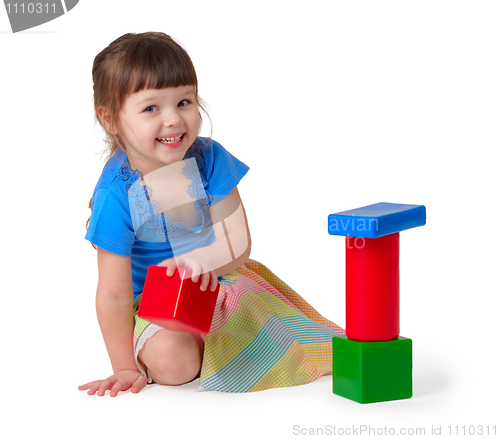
left=163, top=107, right=182, bottom=127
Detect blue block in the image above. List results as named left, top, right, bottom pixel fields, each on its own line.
left=328, top=202, right=426, bottom=238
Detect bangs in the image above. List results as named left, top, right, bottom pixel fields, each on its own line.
left=118, top=38, right=198, bottom=103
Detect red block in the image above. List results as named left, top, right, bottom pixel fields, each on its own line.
left=346, top=232, right=400, bottom=341
left=138, top=265, right=220, bottom=334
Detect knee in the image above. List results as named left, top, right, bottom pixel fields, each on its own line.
left=141, top=332, right=203, bottom=386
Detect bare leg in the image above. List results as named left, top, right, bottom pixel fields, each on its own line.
left=138, top=329, right=204, bottom=385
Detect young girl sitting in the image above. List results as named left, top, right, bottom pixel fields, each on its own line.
left=79, top=32, right=344, bottom=397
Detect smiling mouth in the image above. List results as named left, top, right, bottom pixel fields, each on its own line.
left=156, top=134, right=184, bottom=144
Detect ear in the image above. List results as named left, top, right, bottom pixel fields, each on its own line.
left=97, top=106, right=118, bottom=134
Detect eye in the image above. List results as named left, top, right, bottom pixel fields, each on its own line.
left=144, top=105, right=158, bottom=113
left=178, top=99, right=191, bottom=108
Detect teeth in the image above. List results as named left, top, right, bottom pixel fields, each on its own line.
left=157, top=134, right=183, bottom=144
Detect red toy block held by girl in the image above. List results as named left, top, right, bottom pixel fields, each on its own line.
left=138, top=265, right=220, bottom=334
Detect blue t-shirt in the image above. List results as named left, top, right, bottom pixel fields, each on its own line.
left=85, top=137, right=250, bottom=298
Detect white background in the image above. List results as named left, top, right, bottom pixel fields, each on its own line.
left=1, top=1, right=499, bottom=438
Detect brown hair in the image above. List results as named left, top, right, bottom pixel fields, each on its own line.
left=87, top=32, right=211, bottom=241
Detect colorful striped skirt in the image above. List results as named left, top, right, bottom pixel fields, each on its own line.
left=133, top=258, right=344, bottom=392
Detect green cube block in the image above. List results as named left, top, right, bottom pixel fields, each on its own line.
left=332, top=335, right=412, bottom=404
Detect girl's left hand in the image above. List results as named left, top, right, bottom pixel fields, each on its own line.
left=157, top=253, right=219, bottom=292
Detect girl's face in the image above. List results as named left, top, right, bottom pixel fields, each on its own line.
left=115, top=86, right=201, bottom=175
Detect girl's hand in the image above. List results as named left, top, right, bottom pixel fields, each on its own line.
left=78, top=370, right=147, bottom=397
left=157, top=253, right=219, bottom=292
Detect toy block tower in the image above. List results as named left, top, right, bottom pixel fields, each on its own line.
left=328, top=202, right=426, bottom=403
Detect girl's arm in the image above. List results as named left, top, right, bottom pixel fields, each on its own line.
left=159, top=186, right=252, bottom=288
left=95, top=247, right=137, bottom=372
left=79, top=248, right=147, bottom=397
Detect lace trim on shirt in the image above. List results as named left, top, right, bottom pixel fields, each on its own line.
left=117, top=143, right=212, bottom=239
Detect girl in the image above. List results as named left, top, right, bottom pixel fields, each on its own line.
left=79, top=32, right=344, bottom=397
